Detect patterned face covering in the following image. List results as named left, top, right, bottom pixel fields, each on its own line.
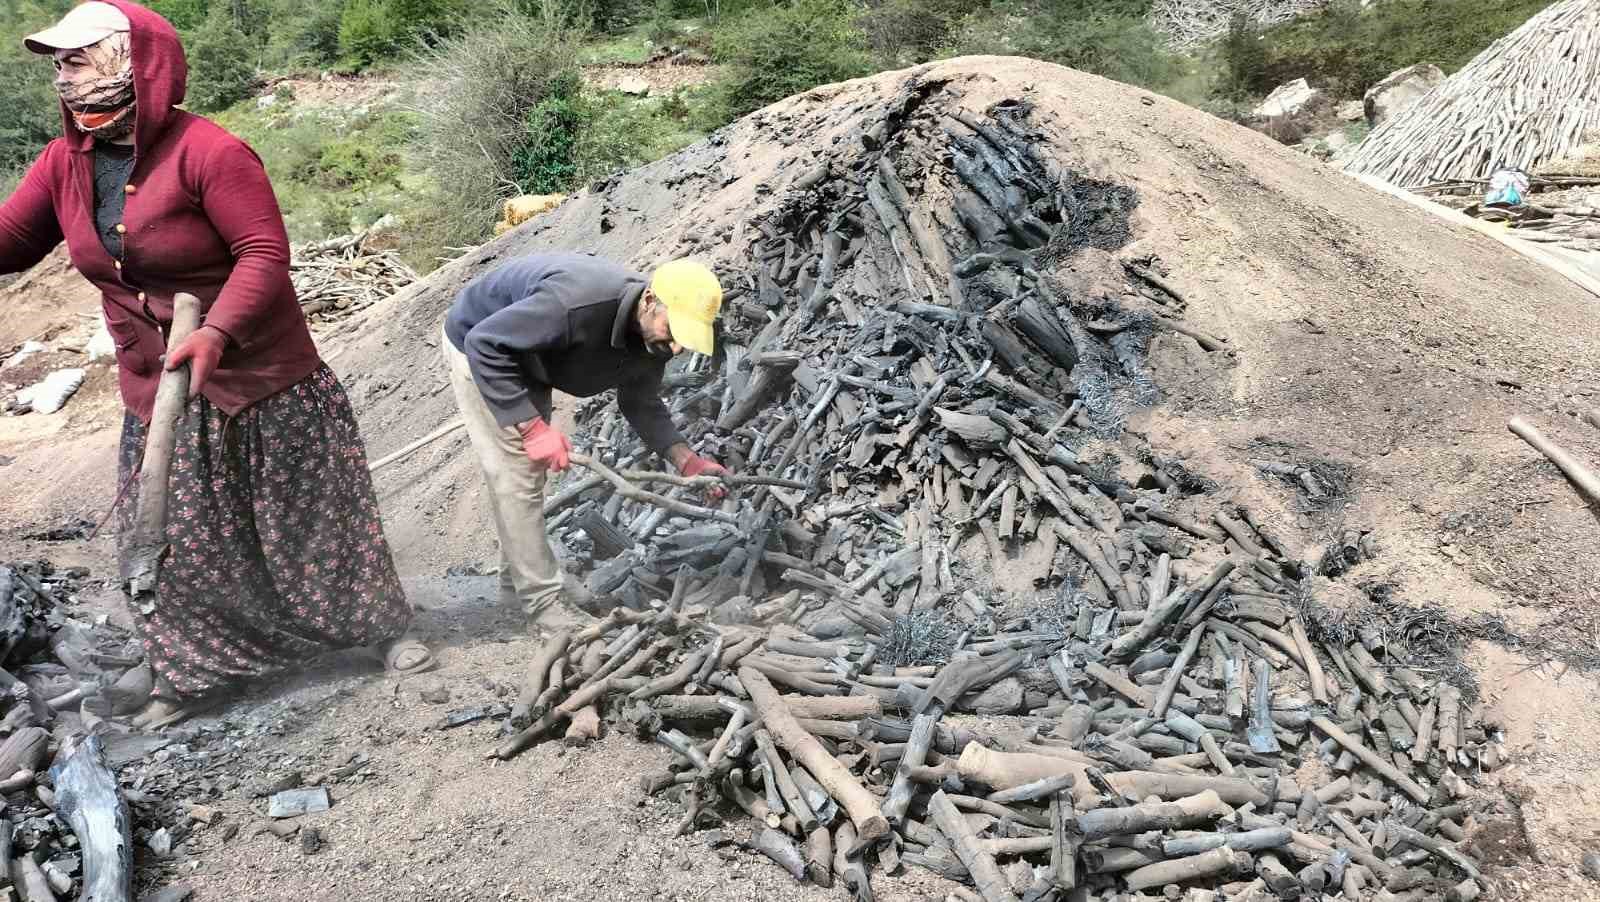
left=54, top=31, right=135, bottom=139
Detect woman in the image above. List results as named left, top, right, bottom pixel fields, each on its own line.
left=0, top=1, right=432, bottom=728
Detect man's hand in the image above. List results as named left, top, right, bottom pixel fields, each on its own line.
left=164, top=325, right=228, bottom=398
left=679, top=453, right=730, bottom=501
left=518, top=417, right=572, bottom=471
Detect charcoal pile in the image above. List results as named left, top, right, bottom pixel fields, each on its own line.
left=487, top=92, right=1505, bottom=900
left=0, top=561, right=176, bottom=902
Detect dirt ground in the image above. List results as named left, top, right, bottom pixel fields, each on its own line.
left=4, top=55, right=1600, bottom=899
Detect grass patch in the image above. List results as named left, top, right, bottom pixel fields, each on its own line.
left=574, top=85, right=719, bottom=180
left=213, top=99, right=443, bottom=269
left=579, top=22, right=660, bottom=63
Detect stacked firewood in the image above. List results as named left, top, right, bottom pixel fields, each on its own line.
left=489, top=90, right=1502, bottom=900
left=291, top=230, right=418, bottom=326
left=1415, top=177, right=1600, bottom=252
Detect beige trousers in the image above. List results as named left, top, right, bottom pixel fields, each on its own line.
left=442, top=326, right=564, bottom=614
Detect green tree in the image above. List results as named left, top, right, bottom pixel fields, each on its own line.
left=185, top=4, right=258, bottom=111
left=511, top=71, right=585, bottom=193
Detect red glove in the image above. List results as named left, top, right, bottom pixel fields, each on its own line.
left=164, top=325, right=229, bottom=398
left=518, top=417, right=572, bottom=471
left=680, top=453, right=729, bottom=500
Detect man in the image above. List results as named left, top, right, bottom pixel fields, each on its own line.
left=443, top=253, right=728, bottom=618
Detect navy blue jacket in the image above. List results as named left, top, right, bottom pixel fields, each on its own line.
left=445, top=253, right=683, bottom=453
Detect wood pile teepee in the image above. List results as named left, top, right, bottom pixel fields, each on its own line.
left=1344, top=0, right=1600, bottom=187
left=1147, top=0, right=1328, bottom=49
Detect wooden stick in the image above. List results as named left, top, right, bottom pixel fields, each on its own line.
left=122, top=292, right=200, bottom=605
left=1438, top=684, right=1462, bottom=756
left=1412, top=696, right=1437, bottom=764
left=1072, top=789, right=1229, bottom=841
left=1508, top=417, right=1600, bottom=504
left=1124, top=847, right=1243, bottom=892
left=569, top=452, right=738, bottom=524
left=1388, top=821, right=1482, bottom=879
left=1287, top=615, right=1328, bottom=704
left=367, top=418, right=466, bottom=474
left=739, top=667, right=889, bottom=844
left=754, top=729, right=819, bottom=833
left=511, top=630, right=571, bottom=725
left=1153, top=623, right=1206, bottom=718
left=928, top=790, right=1021, bottom=902
left=1311, top=716, right=1429, bottom=803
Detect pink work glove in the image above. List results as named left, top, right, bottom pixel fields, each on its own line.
left=518, top=417, right=572, bottom=471
left=164, top=325, right=228, bottom=398
left=680, top=453, right=730, bottom=501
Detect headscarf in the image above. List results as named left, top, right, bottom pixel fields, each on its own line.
left=57, top=31, right=136, bottom=139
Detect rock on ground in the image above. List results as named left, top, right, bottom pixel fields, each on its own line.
left=1364, top=62, right=1445, bottom=127
left=1254, top=76, right=1323, bottom=119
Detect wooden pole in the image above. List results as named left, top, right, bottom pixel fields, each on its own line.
left=122, top=292, right=200, bottom=607
left=1508, top=417, right=1600, bottom=504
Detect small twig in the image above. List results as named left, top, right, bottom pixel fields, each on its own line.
left=569, top=452, right=738, bottom=525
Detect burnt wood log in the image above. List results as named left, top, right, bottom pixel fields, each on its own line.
left=719, top=356, right=801, bottom=432
left=739, top=667, right=890, bottom=845
left=577, top=508, right=633, bottom=560
left=0, top=568, right=23, bottom=661
left=510, top=630, right=572, bottom=727
left=834, top=821, right=873, bottom=902
left=754, top=828, right=808, bottom=881
left=1014, top=297, right=1078, bottom=374
left=928, top=790, right=1021, bottom=902
left=49, top=734, right=133, bottom=902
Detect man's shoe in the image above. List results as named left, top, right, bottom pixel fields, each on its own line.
left=562, top=578, right=614, bottom=617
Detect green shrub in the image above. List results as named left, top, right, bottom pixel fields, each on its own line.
left=185, top=6, right=259, bottom=111
left=511, top=71, right=586, bottom=193
left=574, top=86, right=715, bottom=181
left=315, top=138, right=403, bottom=189
left=709, top=0, right=873, bottom=118
left=857, top=0, right=967, bottom=67
left=339, top=0, right=462, bottom=68
left=148, top=0, right=210, bottom=31
left=1216, top=12, right=1266, bottom=102
left=407, top=7, right=584, bottom=242
left=646, top=0, right=681, bottom=44
left=945, top=0, right=1179, bottom=90
left=1251, top=0, right=1555, bottom=98
left=261, top=0, right=348, bottom=68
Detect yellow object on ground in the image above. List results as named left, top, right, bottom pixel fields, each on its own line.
left=493, top=194, right=566, bottom=235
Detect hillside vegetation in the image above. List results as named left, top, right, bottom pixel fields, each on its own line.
left=0, top=0, right=1558, bottom=271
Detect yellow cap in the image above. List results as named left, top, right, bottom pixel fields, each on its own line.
left=650, top=259, right=722, bottom=356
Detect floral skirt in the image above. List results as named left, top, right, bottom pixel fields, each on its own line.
left=116, top=364, right=411, bottom=700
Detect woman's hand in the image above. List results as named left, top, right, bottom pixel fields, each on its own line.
left=164, top=325, right=229, bottom=397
